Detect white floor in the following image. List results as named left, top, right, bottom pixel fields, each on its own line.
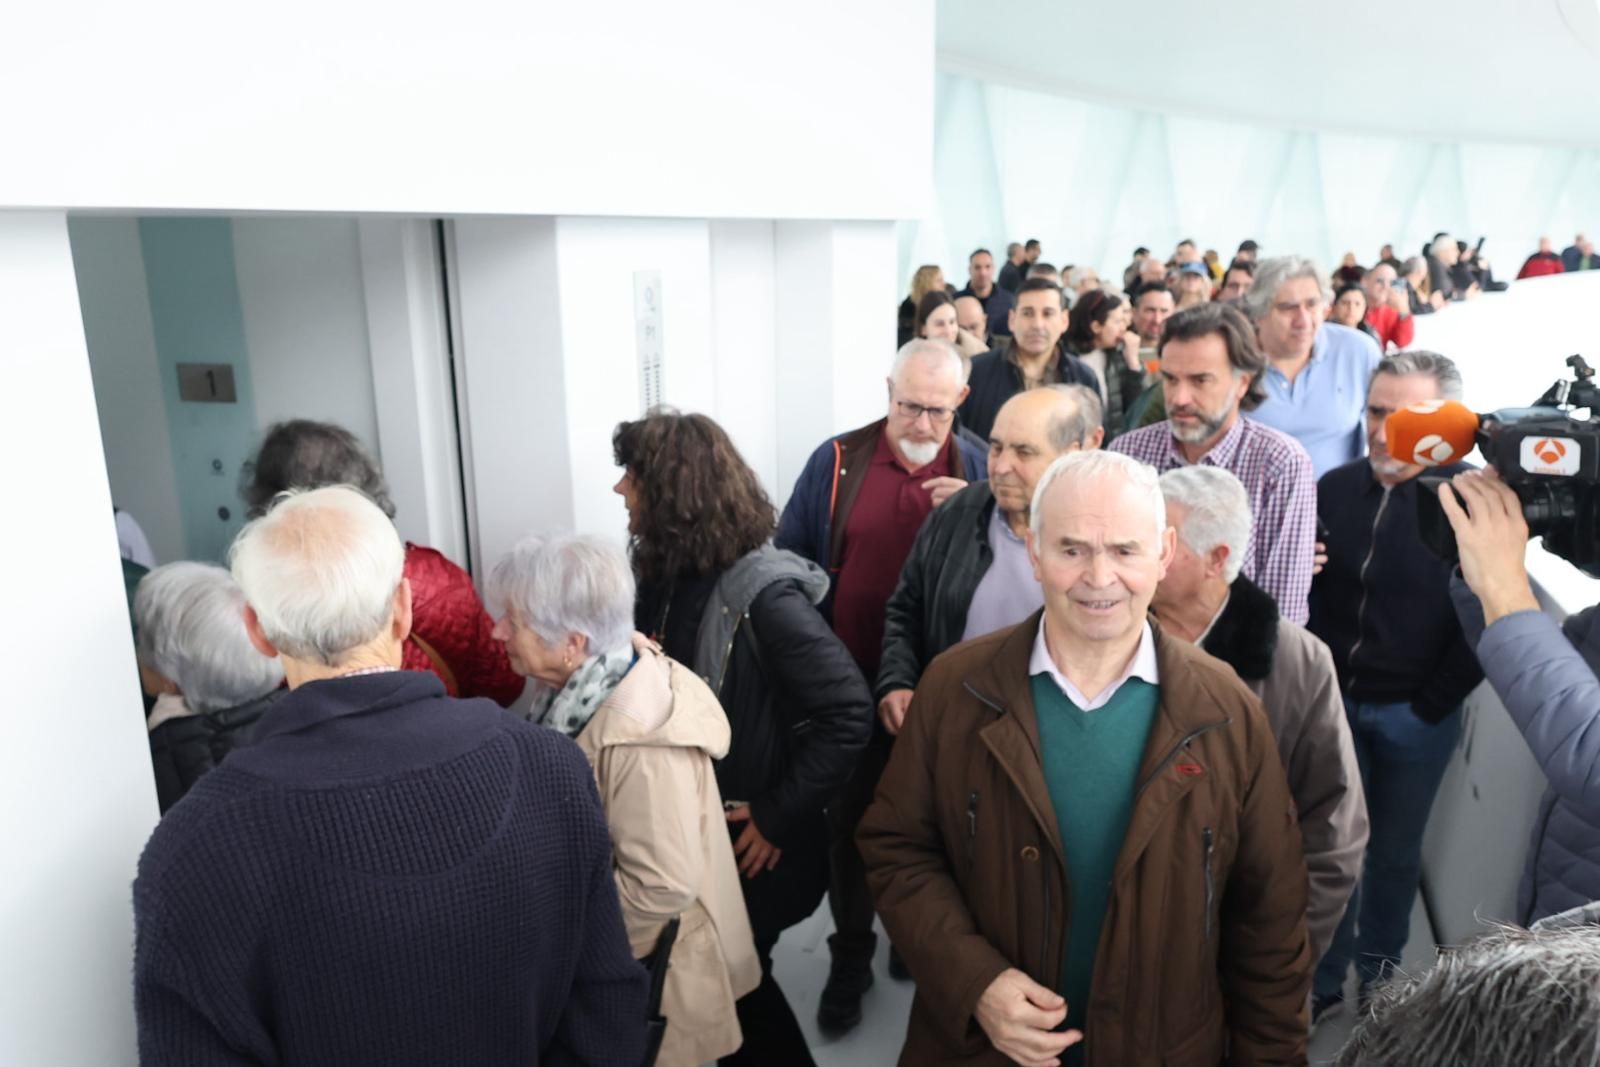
left=768, top=894, right=1438, bottom=1066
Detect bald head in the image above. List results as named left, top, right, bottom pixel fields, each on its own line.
left=955, top=295, right=986, bottom=340
left=988, top=385, right=1104, bottom=522
left=230, top=485, right=409, bottom=669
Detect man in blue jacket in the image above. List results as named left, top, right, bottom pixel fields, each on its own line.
left=776, top=337, right=986, bottom=1033
left=1442, top=467, right=1600, bottom=925
left=133, top=486, right=647, bottom=1066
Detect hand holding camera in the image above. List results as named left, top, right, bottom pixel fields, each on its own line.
left=1437, top=469, right=1541, bottom=625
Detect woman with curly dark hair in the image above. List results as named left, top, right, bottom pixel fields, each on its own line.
left=242, top=419, right=524, bottom=707
left=1062, top=288, right=1148, bottom=440
left=613, top=410, right=872, bottom=1067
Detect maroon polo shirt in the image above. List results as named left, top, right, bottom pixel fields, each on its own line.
left=832, top=429, right=958, bottom=678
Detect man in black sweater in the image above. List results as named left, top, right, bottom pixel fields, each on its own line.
left=1308, top=352, right=1483, bottom=1024
left=132, top=486, right=647, bottom=1066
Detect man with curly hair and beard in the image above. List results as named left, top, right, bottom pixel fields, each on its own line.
left=612, top=411, right=873, bottom=1067
left=775, top=338, right=988, bottom=1033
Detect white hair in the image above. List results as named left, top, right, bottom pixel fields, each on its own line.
left=1336, top=922, right=1600, bottom=1067
left=1065, top=265, right=1098, bottom=291
left=1030, top=450, right=1166, bottom=545
left=1242, top=255, right=1331, bottom=321
left=1430, top=234, right=1456, bottom=258
left=229, top=485, right=406, bottom=666
left=891, top=337, right=969, bottom=385
left=1158, top=467, right=1252, bottom=583
left=486, top=532, right=635, bottom=655
left=134, top=562, right=284, bottom=713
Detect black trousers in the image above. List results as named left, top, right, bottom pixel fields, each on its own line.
left=825, top=723, right=896, bottom=967
left=720, top=818, right=827, bottom=1066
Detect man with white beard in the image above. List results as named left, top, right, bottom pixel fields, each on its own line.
left=1109, top=302, right=1317, bottom=624
left=775, top=337, right=989, bottom=1033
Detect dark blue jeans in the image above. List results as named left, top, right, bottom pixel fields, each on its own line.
left=1314, top=698, right=1461, bottom=999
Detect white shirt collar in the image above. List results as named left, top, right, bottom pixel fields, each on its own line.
left=1029, top=615, right=1160, bottom=712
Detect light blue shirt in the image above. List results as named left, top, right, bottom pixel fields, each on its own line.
left=1251, top=322, right=1381, bottom=479
left=961, top=505, right=1045, bottom=641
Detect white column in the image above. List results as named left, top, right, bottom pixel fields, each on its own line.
left=773, top=220, right=898, bottom=503
left=0, top=211, right=157, bottom=1063
left=358, top=218, right=468, bottom=564
left=449, top=217, right=574, bottom=576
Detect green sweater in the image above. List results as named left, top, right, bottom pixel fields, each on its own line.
left=1030, top=674, right=1160, bottom=1057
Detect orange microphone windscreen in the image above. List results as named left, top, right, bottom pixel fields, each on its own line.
left=1385, top=399, right=1480, bottom=466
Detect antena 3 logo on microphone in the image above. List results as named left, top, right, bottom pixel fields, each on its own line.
left=1522, top=436, right=1581, bottom=476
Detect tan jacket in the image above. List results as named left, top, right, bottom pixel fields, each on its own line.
left=859, top=613, right=1311, bottom=1066
left=1199, top=577, right=1369, bottom=962
left=575, top=636, right=761, bottom=1067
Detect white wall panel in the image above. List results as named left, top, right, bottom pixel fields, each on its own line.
left=0, top=211, right=159, bottom=1065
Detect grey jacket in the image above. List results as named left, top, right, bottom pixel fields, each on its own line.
left=1201, top=576, right=1369, bottom=961
left=1452, top=577, right=1600, bottom=923
left=693, top=544, right=829, bottom=692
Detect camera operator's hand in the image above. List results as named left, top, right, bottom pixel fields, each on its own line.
left=1437, top=469, right=1541, bottom=625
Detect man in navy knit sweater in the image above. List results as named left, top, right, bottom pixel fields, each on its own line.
left=132, top=486, right=647, bottom=1065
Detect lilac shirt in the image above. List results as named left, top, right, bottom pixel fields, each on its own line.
left=961, top=506, right=1045, bottom=641
left=1110, top=415, right=1316, bottom=624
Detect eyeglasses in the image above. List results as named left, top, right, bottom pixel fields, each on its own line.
left=894, top=400, right=956, bottom=424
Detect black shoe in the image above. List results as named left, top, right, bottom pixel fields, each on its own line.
left=887, top=947, right=911, bottom=982
left=1311, top=991, right=1343, bottom=1027
left=817, top=958, right=874, bottom=1033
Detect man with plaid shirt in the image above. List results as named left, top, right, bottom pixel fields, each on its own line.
left=1110, top=303, right=1316, bottom=623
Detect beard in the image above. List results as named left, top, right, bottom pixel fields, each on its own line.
left=1168, top=400, right=1231, bottom=444
left=1369, top=452, right=1409, bottom=478
left=897, top=437, right=941, bottom=468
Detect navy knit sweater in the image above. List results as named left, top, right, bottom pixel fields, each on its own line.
left=132, top=671, right=648, bottom=1065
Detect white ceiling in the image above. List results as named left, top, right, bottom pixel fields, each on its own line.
left=937, top=0, right=1600, bottom=146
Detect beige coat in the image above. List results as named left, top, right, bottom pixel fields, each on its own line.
left=575, top=636, right=761, bottom=1067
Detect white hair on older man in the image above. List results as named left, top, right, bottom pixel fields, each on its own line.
left=1029, top=450, right=1166, bottom=545
left=487, top=532, right=636, bottom=655
left=135, top=562, right=285, bottom=712
left=1335, top=921, right=1600, bottom=1067
left=1158, top=467, right=1253, bottom=583
left=890, top=337, right=969, bottom=385
left=1242, top=255, right=1331, bottom=322
left=229, top=485, right=406, bottom=666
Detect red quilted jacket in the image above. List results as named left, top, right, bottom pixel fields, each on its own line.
left=400, top=543, right=525, bottom=707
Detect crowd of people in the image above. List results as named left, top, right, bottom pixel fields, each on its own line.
left=117, top=228, right=1600, bottom=1066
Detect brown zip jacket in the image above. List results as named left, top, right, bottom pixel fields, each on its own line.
left=858, top=612, right=1311, bottom=1066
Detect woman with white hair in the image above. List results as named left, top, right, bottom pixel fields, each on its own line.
left=134, top=562, right=285, bottom=813
left=488, top=532, right=760, bottom=1067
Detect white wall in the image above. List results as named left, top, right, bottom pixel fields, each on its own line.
left=235, top=217, right=380, bottom=452
left=68, top=217, right=187, bottom=564
left=709, top=220, right=780, bottom=492
left=0, top=211, right=158, bottom=1064
left=2, top=0, right=931, bottom=220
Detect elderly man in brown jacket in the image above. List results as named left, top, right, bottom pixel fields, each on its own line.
left=859, top=450, right=1311, bottom=1067
left=1153, top=465, right=1368, bottom=963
